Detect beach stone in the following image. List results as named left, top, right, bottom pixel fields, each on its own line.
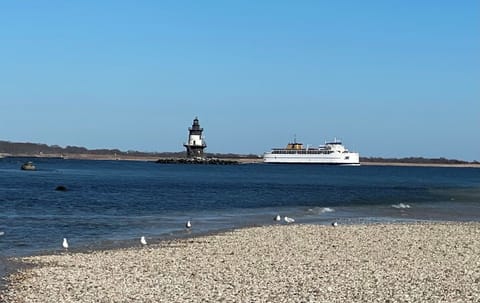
left=1, top=223, right=480, bottom=302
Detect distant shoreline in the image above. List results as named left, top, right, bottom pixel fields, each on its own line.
left=360, top=161, right=480, bottom=168
left=1, top=153, right=479, bottom=168
left=2, top=140, right=478, bottom=167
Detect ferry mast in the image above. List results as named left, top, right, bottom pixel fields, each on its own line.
left=184, top=117, right=207, bottom=158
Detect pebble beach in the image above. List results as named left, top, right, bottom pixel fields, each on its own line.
left=2, top=222, right=480, bottom=302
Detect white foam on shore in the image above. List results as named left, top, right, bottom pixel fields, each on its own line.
left=391, top=203, right=411, bottom=209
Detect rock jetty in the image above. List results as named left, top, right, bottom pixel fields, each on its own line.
left=156, top=158, right=238, bottom=165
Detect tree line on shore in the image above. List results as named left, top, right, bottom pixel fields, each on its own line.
left=0, top=140, right=477, bottom=164
left=360, top=156, right=478, bottom=165
left=0, top=140, right=260, bottom=159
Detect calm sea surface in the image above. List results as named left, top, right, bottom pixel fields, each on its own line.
left=1, top=157, right=480, bottom=257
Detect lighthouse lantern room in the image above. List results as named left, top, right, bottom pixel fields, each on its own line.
left=184, top=117, right=207, bottom=158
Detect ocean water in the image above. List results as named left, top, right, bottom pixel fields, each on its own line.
left=0, top=157, right=479, bottom=257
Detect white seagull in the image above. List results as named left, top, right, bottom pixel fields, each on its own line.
left=0, top=231, right=5, bottom=236
left=140, top=236, right=147, bottom=246
left=332, top=221, right=338, bottom=227
left=62, top=238, right=69, bottom=250
left=284, top=216, right=295, bottom=224
left=185, top=220, right=192, bottom=229
left=274, top=214, right=281, bottom=222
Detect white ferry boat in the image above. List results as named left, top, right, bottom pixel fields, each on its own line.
left=263, top=139, right=360, bottom=165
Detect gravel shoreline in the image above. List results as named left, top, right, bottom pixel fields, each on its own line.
left=1, top=222, right=480, bottom=302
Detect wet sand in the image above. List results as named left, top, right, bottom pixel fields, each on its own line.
left=0, top=258, right=29, bottom=295
left=1, top=222, right=480, bottom=302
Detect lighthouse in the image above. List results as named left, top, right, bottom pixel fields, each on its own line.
left=184, top=117, right=207, bottom=158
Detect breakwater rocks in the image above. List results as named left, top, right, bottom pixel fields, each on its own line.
left=155, top=158, right=238, bottom=165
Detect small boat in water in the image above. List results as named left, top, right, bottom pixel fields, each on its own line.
left=21, top=161, right=36, bottom=171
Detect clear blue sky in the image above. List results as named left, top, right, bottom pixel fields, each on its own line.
left=1, top=1, right=478, bottom=160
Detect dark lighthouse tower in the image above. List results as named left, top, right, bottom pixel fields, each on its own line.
left=184, top=117, right=207, bottom=158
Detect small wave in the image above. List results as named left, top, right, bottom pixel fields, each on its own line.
left=320, top=207, right=335, bottom=213
left=307, top=207, right=335, bottom=214
left=391, top=203, right=411, bottom=209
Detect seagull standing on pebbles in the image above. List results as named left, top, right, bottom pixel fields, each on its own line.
left=284, top=216, right=295, bottom=223
left=186, top=220, right=192, bottom=229
left=140, top=236, right=147, bottom=246
left=274, top=215, right=281, bottom=222
left=332, top=221, right=338, bottom=227
left=62, top=238, right=69, bottom=250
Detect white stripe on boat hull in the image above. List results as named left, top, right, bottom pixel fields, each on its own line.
left=263, top=152, right=360, bottom=165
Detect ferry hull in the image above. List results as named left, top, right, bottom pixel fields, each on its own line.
left=263, top=152, right=360, bottom=165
